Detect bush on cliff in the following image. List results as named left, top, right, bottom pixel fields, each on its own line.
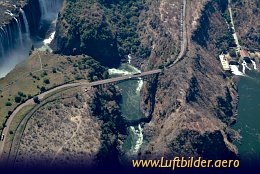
left=53, top=0, right=149, bottom=66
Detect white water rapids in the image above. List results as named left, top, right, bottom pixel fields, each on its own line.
left=108, top=56, right=144, bottom=155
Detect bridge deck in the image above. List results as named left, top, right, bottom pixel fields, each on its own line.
left=81, top=69, right=162, bottom=87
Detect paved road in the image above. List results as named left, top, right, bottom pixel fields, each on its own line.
left=0, top=83, right=80, bottom=160
left=0, top=0, right=185, bottom=164
left=168, top=0, right=187, bottom=68
left=0, top=0, right=185, bottom=160
left=0, top=69, right=162, bottom=160
left=84, top=69, right=162, bottom=87
left=228, top=0, right=240, bottom=50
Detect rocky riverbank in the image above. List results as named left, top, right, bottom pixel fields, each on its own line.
left=138, top=0, right=240, bottom=160
left=2, top=0, right=259, bottom=171
left=50, top=0, right=241, bottom=162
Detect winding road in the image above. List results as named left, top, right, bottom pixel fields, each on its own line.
left=0, top=69, right=162, bottom=160
left=0, top=0, right=187, bottom=163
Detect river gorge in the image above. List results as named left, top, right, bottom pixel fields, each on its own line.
left=0, top=0, right=259, bottom=172
left=0, top=0, right=145, bottom=165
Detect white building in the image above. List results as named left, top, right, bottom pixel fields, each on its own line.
left=219, top=54, right=230, bottom=71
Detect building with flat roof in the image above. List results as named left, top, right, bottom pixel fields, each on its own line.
left=240, top=50, right=250, bottom=58
left=219, top=54, right=230, bottom=70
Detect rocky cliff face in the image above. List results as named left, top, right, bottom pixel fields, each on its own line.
left=51, top=0, right=240, bottom=162
left=51, top=0, right=120, bottom=67
left=138, top=0, right=239, bottom=160
left=22, top=0, right=41, bottom=36
left=12, top=57, right=125, bottom=168
left=0, top=0, right=41, bottom=37
left=140, top=44, right=238, bottom=159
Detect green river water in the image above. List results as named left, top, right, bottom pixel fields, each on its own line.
left=109, top=62, right=144, bottom=155
left=234, top=70, right=260, bottom=168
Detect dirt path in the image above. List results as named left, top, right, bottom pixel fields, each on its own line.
left=0, top=83, right=80, bottom=160
left=0, top=68, right=162, bottom=161
left=50, top=115, right=82, bottom=165
left=0, top=50, right=53, bottom=92
left=228, top=0, right=240, bottom=50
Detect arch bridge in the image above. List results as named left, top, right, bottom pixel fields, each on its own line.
left=82, top=69, right=163, bottom=87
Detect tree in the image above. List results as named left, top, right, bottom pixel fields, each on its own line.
left=229, top=49, right=237, bottom=58
left=15, top=96, right=22, bottom=103
left=5, top=102, right=12, bottom=106
left=40, top=86, right=46, bottom=93
left=8, top=111, right=12, bottom=116
left=44, top=79, right=50, bottom=84
left=18, top=91, right=24, bottom=96
left=52, top=68, right=57, bottom=73
left=33, top=97, right=40, bottom=104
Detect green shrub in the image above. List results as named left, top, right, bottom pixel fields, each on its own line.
left=52, top=68, right=57, bottom=73
left=33, top=97, right=40, bottom=104
left=5, top=102, right=12, bottom=106
left=40, top=86, right=46, bottom=93
left=18, top=91, right=24, bottom=96
left=44, top=79, right=50, bottom=84
left=15, top=96, right=22, bottom=103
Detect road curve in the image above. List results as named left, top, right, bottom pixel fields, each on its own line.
left=0, top=69, right=162, bottom=160
left=0, top=83, right=81, bottom=160
left=168, top=0, right=187, bottom=68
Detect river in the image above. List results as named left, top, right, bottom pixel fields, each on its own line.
left=2, top=0, right=259, bottom=166
left=234, top=70, right=260, bottom=168
left=1, top=0, right=143, bottom=157
left=108, top=59, right=144, bottom=155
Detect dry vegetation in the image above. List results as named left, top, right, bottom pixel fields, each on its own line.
left=2, top=104, right=35, bottom=161
left=0, top=51, right=105, bottom=135
left=232, top=0, right=260, bottom=50
left=14, top=88, right=102, bottom=168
